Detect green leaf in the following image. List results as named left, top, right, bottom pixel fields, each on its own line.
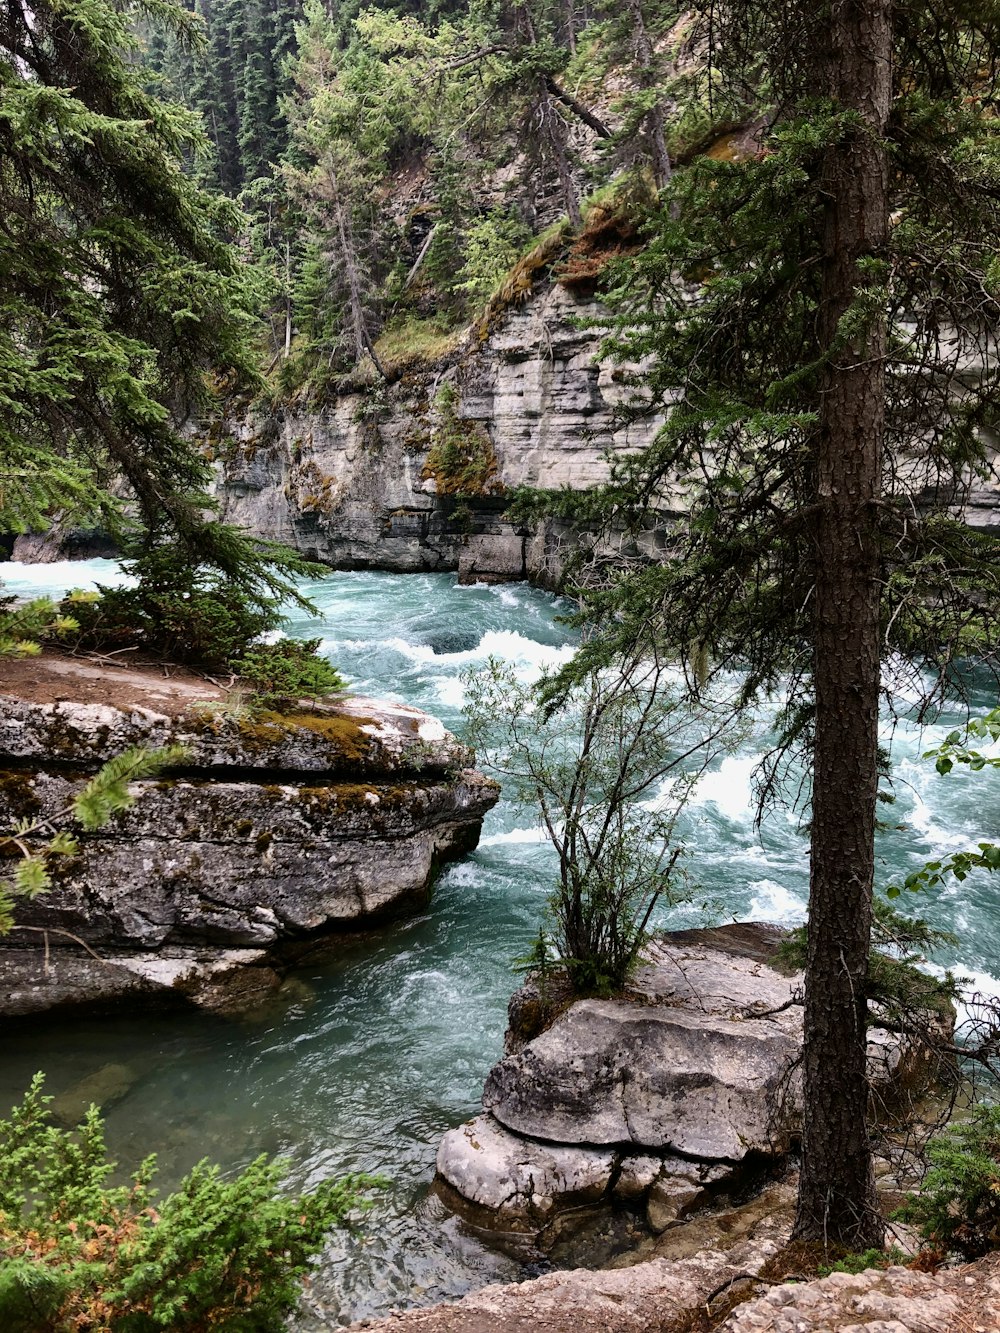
left=13, top=857, right=51, bottom=899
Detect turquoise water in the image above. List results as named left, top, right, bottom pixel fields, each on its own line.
left=1, top=558, right=999, bottom=1324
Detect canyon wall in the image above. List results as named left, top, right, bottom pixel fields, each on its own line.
left=214, top=284, right=663, bottom=587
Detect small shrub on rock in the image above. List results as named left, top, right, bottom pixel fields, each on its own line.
left=236, top=639, right=347, bottom=709
left=66, top=541, right=349, bottom=705
left=77, top=545, right=276, bottom=667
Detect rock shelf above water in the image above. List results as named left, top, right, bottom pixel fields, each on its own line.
left=0, top=650, right=499, bottom=1017
left=435, top=923, right=948, bottom=1240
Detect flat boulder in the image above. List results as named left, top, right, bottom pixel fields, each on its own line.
left=435, top=1115, right=616, bottom=1229
left=484, top=927, right=803, bottom=1161
left=436, top=924, right=949, bottom=1237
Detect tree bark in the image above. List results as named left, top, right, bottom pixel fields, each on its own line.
left=793, top=0, right=891, bottom=1249
left=626, top=0, right=671, bottom=188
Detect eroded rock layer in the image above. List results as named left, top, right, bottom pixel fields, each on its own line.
left=0, top=655, right=498, bottom=1017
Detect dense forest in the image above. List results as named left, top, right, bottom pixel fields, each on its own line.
left=143, top=0, right=693, bottom=388
left=5, top=0, right=1000, bottom=1325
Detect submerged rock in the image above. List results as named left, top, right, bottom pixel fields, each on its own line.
left=0, top=653, right=499, bottom=1018
left=50, top=1061, right=139, bottom=1127
left=435, top=924, right=949, bottom=1240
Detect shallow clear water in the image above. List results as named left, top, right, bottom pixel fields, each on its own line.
left=1, top=558, right=999, bottom=1324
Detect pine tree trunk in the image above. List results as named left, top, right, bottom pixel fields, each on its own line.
left=284, top=238, right=292, bottom=360
left=793, top=0, right=891, bottom=1249
left=326, top=162, right=385, bottom=379
left=626, top=0, right=671, bottom=188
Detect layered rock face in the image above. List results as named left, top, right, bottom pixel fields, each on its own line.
left=435, top=923, right=944, bottom=1240
left=16, top=278, right=999, bottom=579
left=0, top=656, right=498, bottom=1017
left=207, top=284, right=1000, bottom=586
left=212, top=285, right=661, bottom=587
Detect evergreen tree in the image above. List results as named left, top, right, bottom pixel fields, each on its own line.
left=0, top=0, right=316, bottom=606
left=543, top=0, right=1000, bottom=1246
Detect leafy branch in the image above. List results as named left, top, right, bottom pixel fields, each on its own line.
left=885, top=712, right=1000, bottom=899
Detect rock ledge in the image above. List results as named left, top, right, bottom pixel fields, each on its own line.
left=0, top=652, right=499, bottom=1016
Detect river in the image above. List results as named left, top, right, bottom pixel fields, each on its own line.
left=0, top=559, right=998, bottom=1325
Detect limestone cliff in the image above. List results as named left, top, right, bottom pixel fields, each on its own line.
left=213, top=284, right=661, bottom=587
left=0, top=652, right=498, bottom=1017
left=14, top=276, right=1000, bottom=579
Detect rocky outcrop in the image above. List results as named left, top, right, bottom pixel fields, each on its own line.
left=208, top=283, right=1000, bottom=586
left=347, top=1232, right=788, bottom=1333
left=0, top=653, right=498, bottom=1017
left=15, top=276, right=999, bottom=578
left=211, top=285, right=660, bottom=587
left=721, top=1258, right=1000, bottom=1332
left=435, top=924, right=947, bottom=1240
left=347, top=1235, right=1000, bottom=1333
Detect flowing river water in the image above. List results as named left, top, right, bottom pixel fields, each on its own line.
left=1, top=559, right=999, bottom=1325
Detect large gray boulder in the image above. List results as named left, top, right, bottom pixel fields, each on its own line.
left=484, top=999, right=799, bottom=1160
left=436, top=924, right=948, bottom=1238
left=485, top=926, right=804, bottom=1162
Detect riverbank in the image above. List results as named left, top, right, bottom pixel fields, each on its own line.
left=0, top=647, right=498, bottom=1018
left=1, top=561, right=998, bottom=1326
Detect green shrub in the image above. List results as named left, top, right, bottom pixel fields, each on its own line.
left=817, top=1246, right=907, bottom=1276
left=70, top=544, right=277, bottom=667
left=0, top=1075, right=377, bottom=1332
left=68, top=543, right=349, bottom=703
left=236, top=639, right=346, bottom=709
left=421, top=386, right=503, bottom=498
left=896, top=1104, right=1000, bottom=1257
left=0, top=591, right=96, bottom=658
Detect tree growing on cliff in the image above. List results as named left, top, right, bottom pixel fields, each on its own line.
left=534, top=0, right=1000, bottom=1247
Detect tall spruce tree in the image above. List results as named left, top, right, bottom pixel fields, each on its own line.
left=1, top=0, right=316, bottom=605
left=546, top=0, right=1000, bottom=1246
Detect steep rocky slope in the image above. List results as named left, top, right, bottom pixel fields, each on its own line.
left=212, top=283, right=661, bottom=587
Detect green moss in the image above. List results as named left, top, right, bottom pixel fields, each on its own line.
left=476, top=222, right=571, bottom=339
left=232, top=716, right=289, bottom=747
left=281, top=711, right=378, bottom=762
left=302, top=782, right=417, bottom=817
left=255, top=830, right=273, bottom=854
left=373, top=314, right=465, bottom=375
left=421, top=387, right=503, bottom=499
left=0, top=770, right=42, bottom=815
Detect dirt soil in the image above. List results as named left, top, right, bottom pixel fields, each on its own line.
left=0, top=648, right=227, bottom=716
